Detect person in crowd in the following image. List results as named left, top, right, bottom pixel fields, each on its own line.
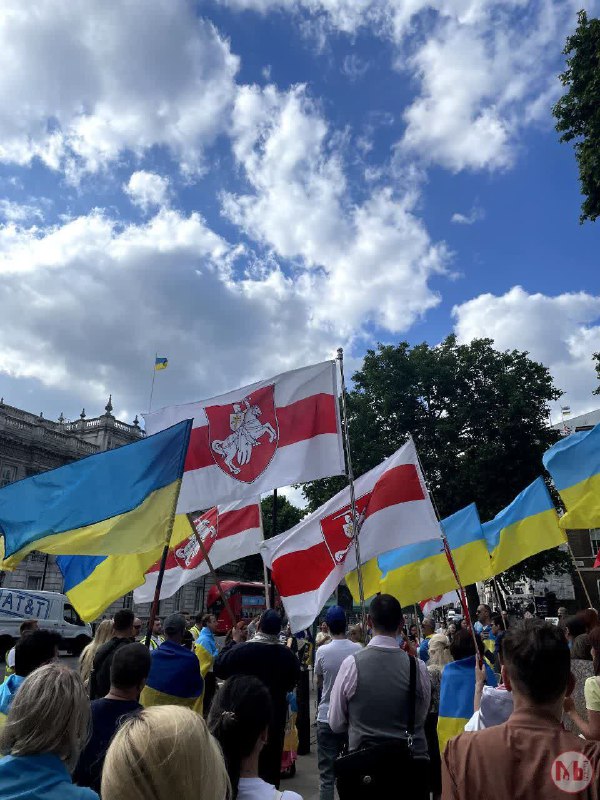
left=4, top=619, right=38, bottom=676
left=316, top=621, right=332, bottom=650
left=0, top=662, right=98, bottom=799
left=579, top=608, right=600, bottom=634
left=329, top=595, right=431, bottom=765
left=347, top=624, right=364, bottom=645
left=445, top=623, right=456, bottom=643
left=141, top=613, right=204, bottom=712
left=442, top=620, right=600, bottom=799
left=79, top=619, right=113, bottom=693
left=464, top=634, right=513, bottom=731
left=214, top=608, right=301, bottom=788
left=132, top=617, right=142, bottom=641
left=418, top=617, right=435, bottom=662
left=209, top=675, right=302, bottom=800
left=189, top=611, right=204, bottom=642
left=563, top=633, right=594, bottom=736
left=474, top=604, right=492, bottom=636
left=557, top=606, right=568, bottom=627
left=196, top=612, right=220, bottom=715
left=247, top=614, right=261, bottom=640
left=490, top=613, right=507, bottom=674
left=101, top=705, right=228, bottom=800
left=182, top=629, right=195, bottom=650
left=0, top=629, right=61, bottom=726
left=460, top=618, right=469, bottom=631
left=147, top=617, right=164, bottom=650
left=426, top=634, right=452, bottom=798
left=408, top=623, right=421, bottom=646
left=89, top=609, right=135, bottom=700
left=564, top=614, right=587, bottom=649
left=314, top=606, right=362, bottom=800
left=564, top=624, right=600, bottom=739
left=73, top=643, right=150, bottom=793
left=224, top=621, right=249, bottom=647
left=437, top=629, right=497, bottom=754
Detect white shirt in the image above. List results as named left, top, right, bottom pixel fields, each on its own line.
left=6, top=646, right=15, bottom=669
left=237, top=777, right=302, bottom=800
left=315, top=638, right=362, bottom=723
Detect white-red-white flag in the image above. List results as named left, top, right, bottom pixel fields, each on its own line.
left=144, top=361, right=344, bottom=510
left=133, top=499, right=263, bottom=604
left=419, top=592, right=457, bottom=616
left=261, top=439, right=441, bottom=632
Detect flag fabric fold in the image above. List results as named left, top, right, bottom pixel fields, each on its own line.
left=133, top=498, right=263, bottom=604
left=140, top=640, right=204, bottom=713
left=483, top=477, right=566, bottom=575
left=543, top=424, right=600, bottom=530
left=144, top=361, right=344, bottom=510
left=437, top=656, right=497, bottom=753
left=155, top=356, right=168, bottom=370
left=261, top=438, right=440, bottom=632
left=419, top=592, right=458, bottom=616
left=0, top=421, right=191, bottom=569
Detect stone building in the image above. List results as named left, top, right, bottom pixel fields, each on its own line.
left=0, top=398, right=244, bottom=620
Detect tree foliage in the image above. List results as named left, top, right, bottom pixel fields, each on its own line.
left=304, top=336, right=570, bottom=583
left=553, top=10, right=600, bottom=223
left=594, top=352, right=600, bottom=395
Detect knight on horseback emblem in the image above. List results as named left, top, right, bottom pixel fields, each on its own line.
left=206, top=386, right=279, bottom=483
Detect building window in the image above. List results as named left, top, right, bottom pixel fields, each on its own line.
left=26, top=575, right=42, bottom=590
left=590, top=529, right=600, bottom=558
left=0, top=465, right=16, bottom=487
left=122, top=592, right=133, bottom=609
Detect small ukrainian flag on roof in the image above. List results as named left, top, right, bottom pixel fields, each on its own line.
left=155, top=356, right=168, bottom=370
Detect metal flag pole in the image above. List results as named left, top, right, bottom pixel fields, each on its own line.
left=258, top=501, right=271, bottom=609
left=148, top=352, right=158, bottom=412
left=336, top=348, right=368, bottom=636
left=567, top=541, right=594, bottom=608
left=186, top=512, right=237, bottom=628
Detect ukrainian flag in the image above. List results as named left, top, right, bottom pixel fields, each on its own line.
left=346, top=504, right=492, bottom=606
left=155, top=356, right=168, bottom=370
left=438, top=656, right=497, bottom=753
left=543, top=424, right=600, bottom=530
left=56, top=515, right=194, bottom=622
left=0, top=420, right=191, bottom=570
left=483, top=477, right=566, bottom=575
left=141, top=640, right=204, bottom=713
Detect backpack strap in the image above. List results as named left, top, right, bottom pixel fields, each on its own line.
left=406, top=653, right=417, bottom=750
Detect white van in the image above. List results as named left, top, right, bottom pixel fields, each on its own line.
left=0, top=588, right=92, bottom=659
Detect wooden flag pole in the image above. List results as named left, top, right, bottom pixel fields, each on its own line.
left=186, top=512, right=237, bottom=628
left=337, top=348, right=368, bottom=637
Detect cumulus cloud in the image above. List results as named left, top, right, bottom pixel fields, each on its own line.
left=452, top=287, right=600, bottom=417
left=223, top=84, right=449, bottom=337
left=0, top=0, right=238, bottom=177
left=124, top=172, right=170, bottom=212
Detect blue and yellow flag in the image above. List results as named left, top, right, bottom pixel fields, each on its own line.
left=141, top=640, right=204, bottom=713
left=0, top=420, right=191, bottom=569
left=483, top=477, right=566, bottom=575
left=543, top=424, right=600, bottom=530
left=437, top=656, right=497, bottom=753
left=346, top=504, right=492, bottom=605
left=155, top=356, right=168, bottom=370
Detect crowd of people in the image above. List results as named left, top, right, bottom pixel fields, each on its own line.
left=3, top=598, right=600, bottom=798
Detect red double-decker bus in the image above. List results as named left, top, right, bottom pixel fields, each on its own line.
left=206, top=581, right=271, bottom=635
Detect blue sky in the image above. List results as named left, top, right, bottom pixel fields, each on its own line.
left=0, top=0, right=599, bottom=431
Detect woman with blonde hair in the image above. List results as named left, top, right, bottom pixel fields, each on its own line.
left=0, top=662, right=97, bottom=799
left=101, top=705, right=229, bottom=800
left=425, top=633, right=452, bottom=798
left=79, top=619, right=113, bottom=692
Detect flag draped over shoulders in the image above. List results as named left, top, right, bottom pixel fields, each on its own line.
left=195, top=627, right=218, bottom=679
left=141, top=640, right=204, bottom=713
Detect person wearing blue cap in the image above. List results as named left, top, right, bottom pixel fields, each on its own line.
left=214, top=609, right=301, bottom=788
left=315, top=606, right=361, bottom=800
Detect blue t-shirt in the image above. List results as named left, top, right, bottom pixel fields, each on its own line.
left=0, top=753, right=99, bottom=800
left=73, top=699, right=141, bottom=792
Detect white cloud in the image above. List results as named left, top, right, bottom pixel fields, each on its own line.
left=0, top=1, right=239, bottom=177
left=452, top=286, right=600, bottom=416
left=0, top=199, right=45, bottom=223
left=451, top=205, right=484, bottom=225
left=223, top=84, right=449, bottom=337
left=124, top=171, right=170, bottom=212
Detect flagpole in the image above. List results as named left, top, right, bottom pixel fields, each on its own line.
left=336, top=348, right=368, bottom=636
left=148, top=352, right=157, bottom=412
left=186, top=512, right=237, bottom=628
left=492, top=578, right=507, bottom=629
left=567, top=541, right=594, bottom=608
left=269, top=489, right=277, bottom=609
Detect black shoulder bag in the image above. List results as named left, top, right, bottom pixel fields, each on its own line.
left=334, top=654, right=431, bottom=800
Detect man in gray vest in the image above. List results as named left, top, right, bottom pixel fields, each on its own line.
left=328, top=593, right=431, bottom=756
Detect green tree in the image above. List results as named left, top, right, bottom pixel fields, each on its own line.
left=304, top=336, right=570, bottom=588
left=553, top=10, right=600, bottom=223
left=594, top=352, right=600, bottom=395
